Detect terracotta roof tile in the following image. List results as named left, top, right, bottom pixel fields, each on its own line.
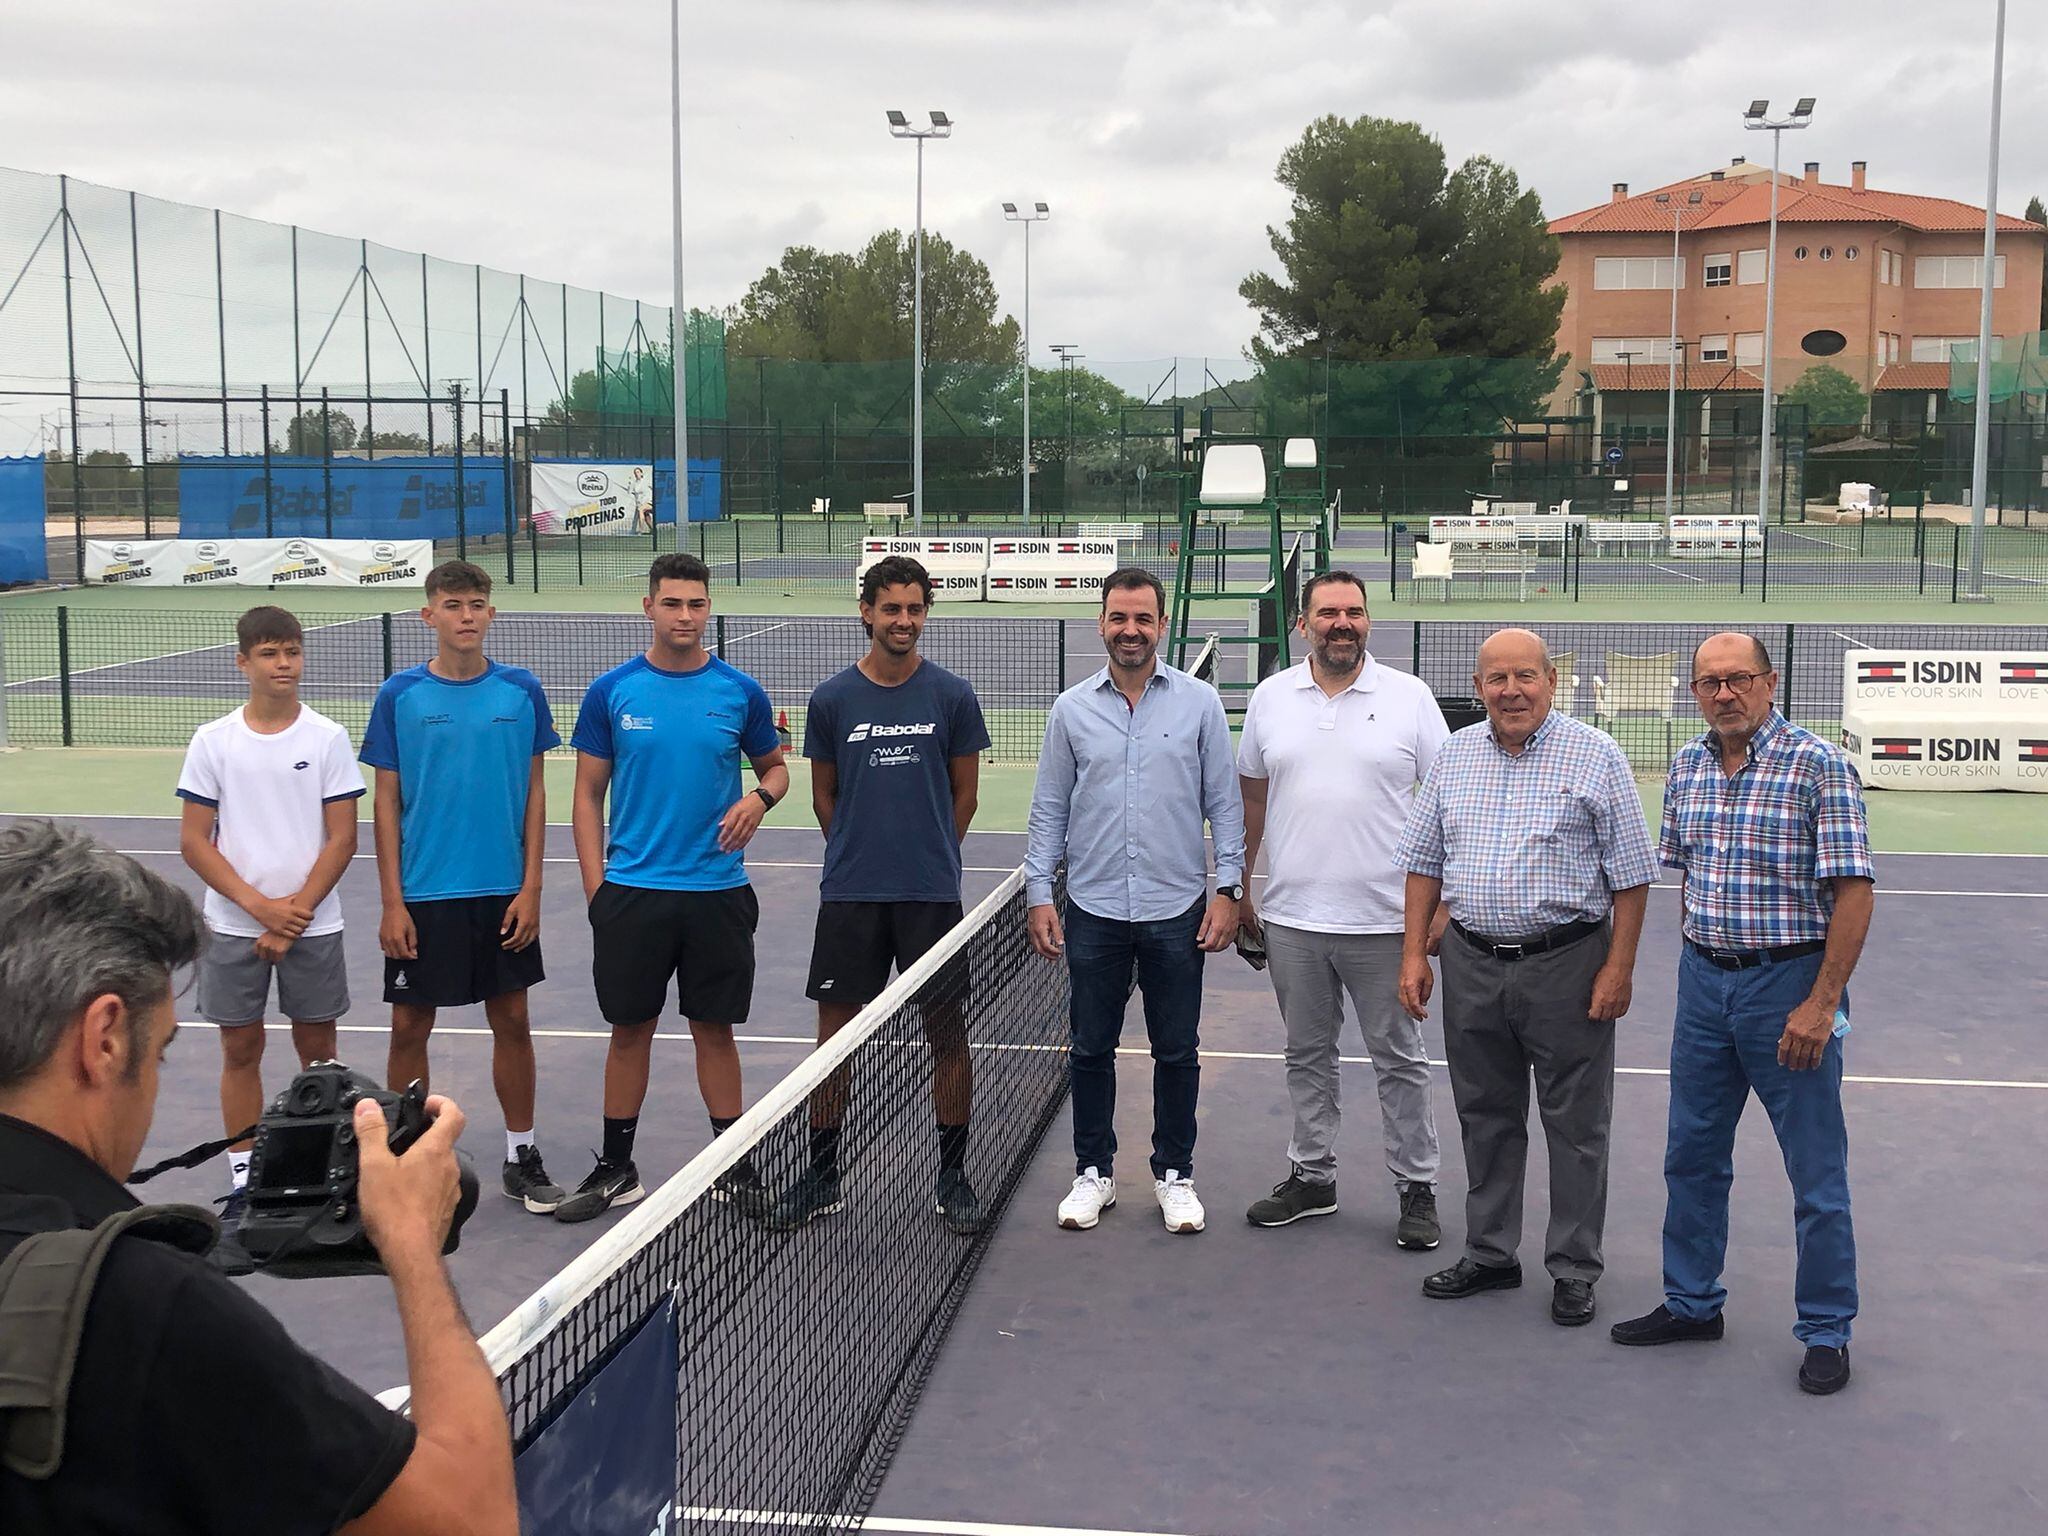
left=1550, top=172, right=2043, bottom=237
left=1586, top=362, right=1763, bottom=392
left=1873, top=363, right=1955, bottom=391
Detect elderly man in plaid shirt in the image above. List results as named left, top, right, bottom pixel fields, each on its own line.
left=1396, top=628, right=1655, bottom=1327
left=1611, top=631, right=1874, bottom=1398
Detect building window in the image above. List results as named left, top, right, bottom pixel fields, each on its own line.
left=1591, top=337, right=1678, bottom=365
left=1594, top=255, right=1685, bottom=290
left=1737, top=249, right=1767, bottom=285
left=1915, top=254, right=2007, bottom=289
left=1910, top=335, right=2005, bottom=364
left=1793, top=245, right=1809, bottom=261
left=1735, top=333, right=1765, bottom=366
left=1819, top=246, right=1834, bottom=261
left=1845, top=245, right=1860, bottom=260
left=1699, top=334, right=1730, bottom=363
left=1704, top=253, right=1732, bottom=287
left=1879, top=332, right=1900, bottom=364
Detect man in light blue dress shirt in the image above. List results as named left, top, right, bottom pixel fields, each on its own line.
left=1025, top=569, right=1245, bottom=1236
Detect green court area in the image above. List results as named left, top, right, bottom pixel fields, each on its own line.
left=0, top=747, right=2041, bottom=856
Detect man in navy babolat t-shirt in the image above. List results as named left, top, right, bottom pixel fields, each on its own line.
left=556, top=552, right=789, bottom=1224
left=765, top=555, right=991, bottom=1234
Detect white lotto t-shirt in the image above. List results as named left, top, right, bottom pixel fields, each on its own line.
left=176, top=705, right=365, bottom=938
left=1237, top=656, right=1450, bottom=934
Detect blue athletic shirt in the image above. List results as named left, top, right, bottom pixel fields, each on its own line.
left=360, top=661, right=560, bottom=901
left=804, top=660, right=990, bottom=902
left=571, top=653, right=778, bottom=891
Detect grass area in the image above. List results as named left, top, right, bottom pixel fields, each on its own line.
left=1, top=745, right=2040, bottom=855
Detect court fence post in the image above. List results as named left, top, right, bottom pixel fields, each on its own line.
left=260, top=387, right=274, bottom=538
left=1054, top=614, right=1066, bottom=696
left=452, top=390, right=467, bottom=568
left=380, top=611, right=394, bottom=680
left=0, top=615, right=10, bottom=750
left=57, top=605, right=72, bottom=747
left=320, top=388, right=334, bottom=540
left=733, top=516, right=743, bottom=588
left=1950, top=523, right=1961, bottom=602
left=1759, top=519, right=1769, bottom=602
left=1781, top=623, right=1796, bottom=727
left=1411, top=620, right=1423, bottom=687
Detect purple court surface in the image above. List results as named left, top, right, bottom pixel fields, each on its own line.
left=13, top=812, right=2046, bottom=1536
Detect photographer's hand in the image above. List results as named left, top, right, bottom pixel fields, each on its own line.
left=353, top=1094, right=463, bottom=1267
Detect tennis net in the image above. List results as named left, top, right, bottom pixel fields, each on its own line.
left=413, top=868, right=1070, bottom=1533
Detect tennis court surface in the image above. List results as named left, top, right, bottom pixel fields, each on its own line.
left=21, top=809, right=2046, bottom=1536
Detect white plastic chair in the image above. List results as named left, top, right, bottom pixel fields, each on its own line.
left=1412, top=539, right=1454, bottom=601
left=1593, top=651, right=1681, bottom=757
left=1551, top=649, right=1583, bottom=717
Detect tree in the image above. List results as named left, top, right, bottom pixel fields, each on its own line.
left=1239, top=115, right=1565, bottom=427
left=281, top=408, right=358, bottom=455
left=1783, top=363, right=1867, bottom=433
left=2028, top=195, right=2047, bottom=331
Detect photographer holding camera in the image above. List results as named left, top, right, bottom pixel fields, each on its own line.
left=0, top=820, right=516, bottom=1536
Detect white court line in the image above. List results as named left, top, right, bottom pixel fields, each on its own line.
left=3, top=615, right=375, bottom=689
left=1640, top=561, right=1706, bottom=585
left=688, top=1512, right=1202, bottom=1536
left=174, top=1022, right=2048, bottom=1091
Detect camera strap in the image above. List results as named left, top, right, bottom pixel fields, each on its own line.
left=126, top=1125, right=258, bottom=1186
left=0, top=1204, right=218, bottom=1479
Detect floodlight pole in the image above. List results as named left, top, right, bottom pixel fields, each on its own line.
left=669, top=0, right=688, bottom=526
left=1966, top=0, right=2006, bottom=601
left=1746, top=98, right=1812, bottom=524
left=1657, top=190, right=1702, bottom=521
left=1004, top=202, right=1051, bottom=524
left=889, top=111, right=953, bottom=535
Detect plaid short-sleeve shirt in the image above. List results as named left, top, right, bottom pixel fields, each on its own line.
left=1659, top=709, right=1875, bottom=949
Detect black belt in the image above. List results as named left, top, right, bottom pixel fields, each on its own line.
left=1686, top=938, right=1827, bottom=971
left=1452, top=917, right=1603, bottom=962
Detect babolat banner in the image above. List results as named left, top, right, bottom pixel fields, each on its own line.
left=177, top=456, right=507, bottom=542
left=529, top=462, right=655, bottom=536
left=512, top=1295, right=678, bottom=1536
left=84, top=537, right=432, bottom=588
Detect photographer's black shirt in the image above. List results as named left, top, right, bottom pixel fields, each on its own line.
left=0, top=1114, right=415, bottom=1534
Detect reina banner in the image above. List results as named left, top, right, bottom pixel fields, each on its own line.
left=530, top=463, right=656, bottom=537
left=84, top=536, right=432, bottom=588
left=513, top=1294, right=678, bottom=1536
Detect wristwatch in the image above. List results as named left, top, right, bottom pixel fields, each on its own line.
left=753, top=786, right=778, bottom=811
left=1217, top=882, right=1245, bottom=901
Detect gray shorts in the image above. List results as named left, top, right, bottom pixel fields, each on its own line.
left=197, top=928, right=351, bottom=1027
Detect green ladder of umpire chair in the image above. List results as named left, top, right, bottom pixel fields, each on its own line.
left=1167, top=441, right=1291, bottom=717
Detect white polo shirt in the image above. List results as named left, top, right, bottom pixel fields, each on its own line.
left=1236, top=655, right=1449, bottom=934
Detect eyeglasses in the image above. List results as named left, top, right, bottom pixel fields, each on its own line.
left=1688, top=672, right=1767, bottom=698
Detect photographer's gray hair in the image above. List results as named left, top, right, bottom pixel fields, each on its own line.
left=0, top=820, right=203, bottom=1089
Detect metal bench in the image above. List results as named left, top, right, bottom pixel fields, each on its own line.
left=1079, top=521, right=1144, bottom=543
left=1587, top=520, right=1664, bottom=557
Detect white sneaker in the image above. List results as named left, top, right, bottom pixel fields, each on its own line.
left=1155, top=1170, right=1206, bottom=1234
left=1058, top=1168, right=1116, bottom=1230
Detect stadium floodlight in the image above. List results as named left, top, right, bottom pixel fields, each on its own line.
left=886, top=109, right=955, bottom=533
left=1743, top=94, right=1815, bottom=522
left=1653, top=189, right=1707, bottom=519
left=1003, top=200, right=1053, bottom=524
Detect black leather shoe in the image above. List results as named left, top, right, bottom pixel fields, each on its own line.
left=1798, top=1344, right=1851, bottom=1395
left=1422, top=1256, right=1523, bottom=1299
left=1609, top=1303, right=1726, bottom=1346
left=1552, top=1278, right=1596, bottom=1326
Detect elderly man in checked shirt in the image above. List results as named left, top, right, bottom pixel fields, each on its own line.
left=1611, top=631, right=1874, bottom=1398
left=1395, top=628, right=1655, bottom=1328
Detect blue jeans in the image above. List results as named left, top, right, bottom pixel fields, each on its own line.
left=1663, top=945, right=1857, bottom=1346
left=1065, top=899, right=1206, bottom=1179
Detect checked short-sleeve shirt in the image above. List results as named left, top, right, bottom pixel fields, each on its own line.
left=1396, top=710, right=1656, bottom=938
left=1659, top=709, right=1875, bottom=950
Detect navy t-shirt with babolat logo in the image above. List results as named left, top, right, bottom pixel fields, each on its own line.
left=804, top=660, right=990, bottom=903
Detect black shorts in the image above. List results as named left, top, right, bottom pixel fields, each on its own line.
left=384, top=895, right=545, bottom=1008
left=805, top=900, right=966, bottom=1009
left=590, top=881, right=758, bottom=1026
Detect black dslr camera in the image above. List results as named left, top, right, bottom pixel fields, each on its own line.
left=238, top=1061, right=479, bottom=1278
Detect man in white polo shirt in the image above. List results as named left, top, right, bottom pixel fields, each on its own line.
left=1239, top=569, right=1450, bottom=1250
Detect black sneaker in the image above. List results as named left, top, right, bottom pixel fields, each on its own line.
left=936, top=1167, right=986, bottom=1235
left=502, top=1144, right=566, bottom=1215
left=208, top=1188, right=256, bottom=1277
left=711, top=1156, right=771, bottom=1218
left=553, top=1157, right=644, bottom=1224
left=1246, top=1168, right=1338, bottom=1227
left=763, top=1167, right=843, bottom=1231
left=1396, top=1182, right=1441, bottom=1251
left=1798, top=1344, right=1852, bottom=1396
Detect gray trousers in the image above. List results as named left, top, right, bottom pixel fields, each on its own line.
left=1265, top=923, right=1440, bottom=1191
left=1438, top=926, right=1614, bottom=1283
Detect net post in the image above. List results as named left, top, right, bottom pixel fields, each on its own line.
left=1759, top=518, right=1768, bottom=602
left=57, top=605, right=72, bottom=747
left=732, top=515, right=742, bottom=588
left=1411, top=619, right=1423, bottom=684
left=380, top=611, right=394, bottom=679
left=715, top=614, right=726, bottom=658
left=1781, top=623, right=1796, bottom=725
left=1054, top=613, right=1066, bottom=696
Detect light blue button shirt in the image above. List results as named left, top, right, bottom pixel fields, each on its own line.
left=1025, top=661, right=1245, bottom=921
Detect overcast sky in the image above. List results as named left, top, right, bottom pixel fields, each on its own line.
left=5, top=0, right=2044, bottom=388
